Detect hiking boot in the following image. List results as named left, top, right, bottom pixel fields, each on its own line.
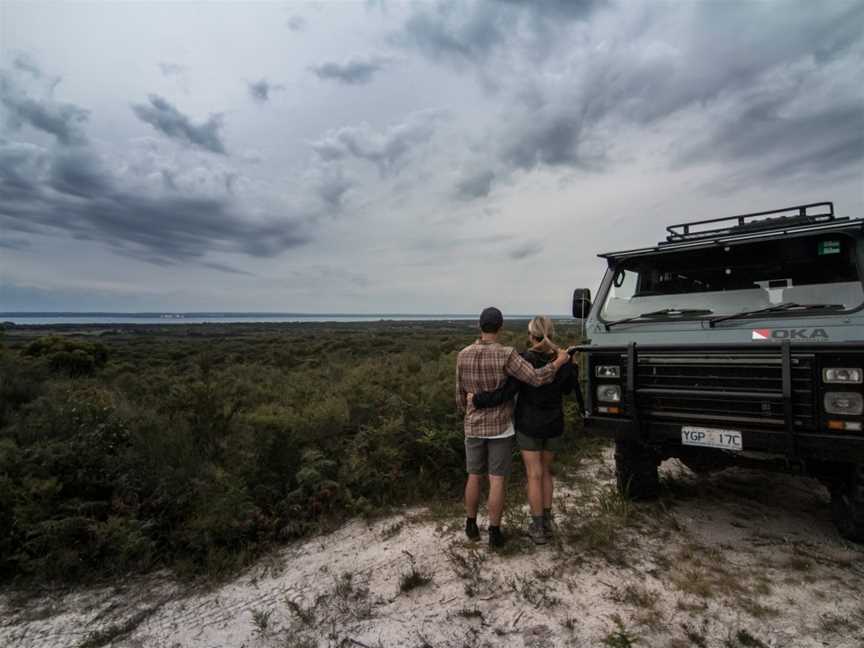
left=528, top=521, right=548, bottom=545
left=488, top=526, right=506, bottom=548
left=465, top=518, right=480, bottom=541
left=542, top=513, right=554, bottom=540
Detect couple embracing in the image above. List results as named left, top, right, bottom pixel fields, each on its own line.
left=456, top=307, right=584, bottom=547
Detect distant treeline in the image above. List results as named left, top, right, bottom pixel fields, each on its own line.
left=0, top=322, right=584, bottom=584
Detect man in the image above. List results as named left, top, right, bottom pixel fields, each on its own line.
left=455, top=306, right=570, bottom=547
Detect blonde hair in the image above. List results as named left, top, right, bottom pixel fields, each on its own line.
left=527, top=316, right=558, bottom=355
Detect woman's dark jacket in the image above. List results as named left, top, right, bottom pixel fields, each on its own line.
left=472, top=350, right=583, bottom=439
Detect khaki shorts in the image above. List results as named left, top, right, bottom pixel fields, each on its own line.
left=465, top=436, right=514, bottom=477
left=516, top=432, right=562, bottom=453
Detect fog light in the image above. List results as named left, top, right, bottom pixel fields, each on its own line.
left=595, top=365, right=621, bottom=378
left=823, top=368, right=863, bottom=384
left=824, top=392, right=864, bottom=415
left=596, top=384, right=621, bottom=403
left=598, top=405, right=621, bottom=414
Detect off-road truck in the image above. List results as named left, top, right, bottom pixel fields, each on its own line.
left=572, top=202, right=864, bottom=541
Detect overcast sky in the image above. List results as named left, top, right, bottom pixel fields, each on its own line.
left=1, top=0, right=862, bottom=314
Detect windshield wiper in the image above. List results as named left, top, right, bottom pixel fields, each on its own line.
left=604, top=308, right=714, bottom=330
left=708, top=302, right=843, bottom=328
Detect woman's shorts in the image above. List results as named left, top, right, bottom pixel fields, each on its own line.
left=517, top=432, right=562, bottom=452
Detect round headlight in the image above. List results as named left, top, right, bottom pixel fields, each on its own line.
left=596, top=384, right=622, bottom=403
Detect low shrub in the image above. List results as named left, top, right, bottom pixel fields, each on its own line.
left=0, top=320, right=586, bottom=584
left=23, top=336, right=109, bottom=376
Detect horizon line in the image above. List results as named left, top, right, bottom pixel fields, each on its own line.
left=1, top=311, right=572, bottom=317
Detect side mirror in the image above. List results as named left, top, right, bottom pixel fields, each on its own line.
left=572, top=288, right=592, bottom=319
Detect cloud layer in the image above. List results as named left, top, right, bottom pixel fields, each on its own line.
left=2, top=1, right=862, bottom=312
left=311, top=109, right=446, bottom=176
left=311, top=55, right=393, bottom=85
left=1, top=64, right=315, bottom=272
left=132, top=95, right=227, bottom=154
left=394, top=1, right=864, bottom=198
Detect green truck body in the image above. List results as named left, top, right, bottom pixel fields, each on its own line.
left=574, top=202, right=864, bottom=541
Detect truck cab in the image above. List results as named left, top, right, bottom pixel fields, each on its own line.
left=574, top=202, right=864, bottom=541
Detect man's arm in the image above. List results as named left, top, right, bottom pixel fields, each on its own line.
left=505, top=349, right=568, bottom=386
left=559, top=363, right=576, bottom=394
left=472, top=377, right=520, bottom=409
left=455, top=359, right=467, bottom=413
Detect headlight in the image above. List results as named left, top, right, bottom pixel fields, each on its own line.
left=595, top=365, right=621, bottom=378
left=824, top=392, right=863, bottom=416
left=596, top=384, right=622, bottom=403
left=823, top=368, right=863, bottom=384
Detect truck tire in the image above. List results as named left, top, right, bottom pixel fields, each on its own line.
left=614, top=440, right=660, bottom=499
left=830, top=464, right=864, bottom=543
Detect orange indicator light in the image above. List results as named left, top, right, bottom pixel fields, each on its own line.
left=827, top=420, right=863, bottom=431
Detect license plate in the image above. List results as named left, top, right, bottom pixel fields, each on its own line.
left=681, top=426, right=743, bottom=451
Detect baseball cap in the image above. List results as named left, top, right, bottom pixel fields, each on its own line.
left=479, top=306, right=504, bottom=332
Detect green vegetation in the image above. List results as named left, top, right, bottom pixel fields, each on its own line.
left=0, top=321, right=585, bottom=585
left=398, top=550, right=433, bottom=593
left=602, top=615, right=640, bottom=648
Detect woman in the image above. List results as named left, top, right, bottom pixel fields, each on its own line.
left=469, top=316, right=583, bottom=545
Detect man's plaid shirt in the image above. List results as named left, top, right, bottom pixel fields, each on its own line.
left=456, top=339, right=558, bottom=438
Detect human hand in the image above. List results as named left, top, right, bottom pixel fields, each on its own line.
left=554, top=349, right=569, bottom=367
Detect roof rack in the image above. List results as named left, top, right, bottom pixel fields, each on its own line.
left=663, top=202, right=839, bottom=244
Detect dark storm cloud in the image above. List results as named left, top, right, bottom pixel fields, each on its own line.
left=397, top=1, right=864, bottom=188
left=508, top=240, right=543, bottom=260
left=758, top=135, right=864, bottom=181
left=454, top=169, right=495, bottom=200
left=0, top=142, right=311, bottom=267
left=0, top=237, right=31, bottom=250
left=132, top=94, right=226, bottom=154
left=200, top=262, right=257, bottom=276
left=395, top=0, right=605, bottom=65
left=12, top=53, right=42, bottom=78
left=161, top=169, right=178, bottom=191
left=314, top=167, right=353, bottom=209
left=311, top=109, right=445, bottom=175
left=397, top=6, right=503, bottom=65
left=677, top=101, right=864, bottom=173
left=311, top=55, right=393, bottom=85
left=286, top=15, right=307, bottom=32
left=48, top=148, right=113, bottom=198
left=157, top=62, right=186, bottom=77
left=503, top=112, right=599, bottom=171
left=495, top=0, right=608, bottom=19
left=0, top=140, right=48, bottom=198
left=0, top=73, right=89, bottom=144
left=247, top=78, right=283, bottom=103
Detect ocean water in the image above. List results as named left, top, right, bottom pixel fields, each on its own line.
left=0, top=313, right=493, bottom=325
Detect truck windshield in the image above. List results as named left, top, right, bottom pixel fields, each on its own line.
left=600, top=233, right=864, bottom=322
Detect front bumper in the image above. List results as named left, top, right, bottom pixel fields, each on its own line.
left=584, top=415, right=864, bottom=464
left=579, top=340, right=864, bottom=465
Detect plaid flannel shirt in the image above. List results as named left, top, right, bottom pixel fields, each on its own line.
left=456, top=339, right=558, bottom=438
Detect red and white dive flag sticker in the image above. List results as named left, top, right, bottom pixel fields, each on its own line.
left=752, top=329, right=771, bottom=340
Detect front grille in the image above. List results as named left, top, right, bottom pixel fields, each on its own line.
left=623, top=352, right=816, bottom=429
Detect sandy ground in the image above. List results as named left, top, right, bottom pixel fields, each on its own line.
left=2, top=448, right=863, bottom=648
